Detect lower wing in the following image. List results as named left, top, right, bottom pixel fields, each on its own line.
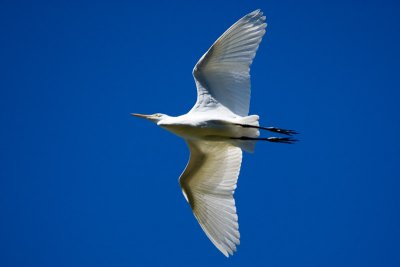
left=179, top=140, right=243, bottom=257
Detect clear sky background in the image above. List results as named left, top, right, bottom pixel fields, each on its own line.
left=1, top=0, right=400, bottom=266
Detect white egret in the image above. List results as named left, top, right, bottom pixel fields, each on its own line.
left=132, top=9, right=297, bottom=257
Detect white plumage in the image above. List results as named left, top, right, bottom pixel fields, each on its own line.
left=191, top=9, right=266, bottom=117
left=179, top=141, right=242, bottom=256
left=132, top=9, right=297, bottom=257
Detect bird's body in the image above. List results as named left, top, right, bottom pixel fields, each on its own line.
left=132, top=9, right=297, bottom=257
left=158, top=114, right=259, bottom=147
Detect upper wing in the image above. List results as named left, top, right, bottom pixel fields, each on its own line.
left=179, top=140, right=243, bottom=257
left=190, top=10, right=267, bottom=117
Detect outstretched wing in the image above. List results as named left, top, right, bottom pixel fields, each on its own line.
left=190, top=10, right=267, bottom=117
left=179, top=140, right=243, bottom=257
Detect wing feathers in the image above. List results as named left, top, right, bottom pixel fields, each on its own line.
left=179, top=141, right=242, bottom=257
left=178, top=10, right=266, bottom=256
left=190, top=10, right=267, bottom=116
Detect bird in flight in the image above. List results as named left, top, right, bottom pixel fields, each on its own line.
left=132, top=9, right=297, bottom=257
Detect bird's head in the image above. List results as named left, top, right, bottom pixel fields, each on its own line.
left=131, top=113, right=169, bottom=123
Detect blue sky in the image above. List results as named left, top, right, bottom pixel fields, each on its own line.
left=1, top=0, right=400, bottom=266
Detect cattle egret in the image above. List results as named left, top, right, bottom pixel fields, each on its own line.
left=132, top=9, right=298, bottom=257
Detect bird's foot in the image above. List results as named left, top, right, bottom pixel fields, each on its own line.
left=264, top=127, right=299, bottom=136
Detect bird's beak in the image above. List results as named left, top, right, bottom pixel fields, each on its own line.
left=131, top=113, right=150, bottom=119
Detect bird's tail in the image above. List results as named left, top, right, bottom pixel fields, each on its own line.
left=229, top=115, right=298, bottom=152
left=230, top=115, right=260, bottom=153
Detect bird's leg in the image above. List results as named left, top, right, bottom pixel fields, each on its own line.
left=234, top=124, right=298, bottom=136
left=231, top=136, right=298, bottom=144
left=262, top=137, right=298, bottom=144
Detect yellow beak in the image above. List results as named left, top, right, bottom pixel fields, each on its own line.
left=131, top=113, right=149, bottom=119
